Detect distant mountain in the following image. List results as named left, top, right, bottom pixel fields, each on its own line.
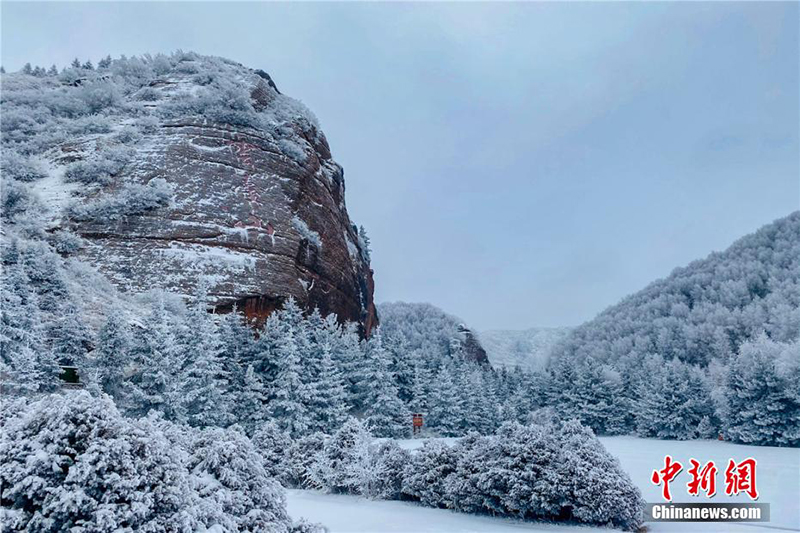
left=378, top=302, right=489, bottom=365
left=552, top=212, right=800, bottom=368
left=478, top=327, right=572, bottom=371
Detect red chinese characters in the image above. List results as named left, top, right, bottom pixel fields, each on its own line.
left=687, top=459, right=717, bottom=497
left=724, top=458, right=759, bottom=500
left=651, top=455, right=683, bottom=501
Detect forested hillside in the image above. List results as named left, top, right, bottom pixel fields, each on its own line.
left=544, top=213, right=800, bottom=446
left=553, top=211, right=800, bottom=367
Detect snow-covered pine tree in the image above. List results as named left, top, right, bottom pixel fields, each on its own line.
left=635, top=356, right=716, bottom=440
left=307, top=417, right=372, bottom=493
left=427, top=363, right=466, bottom=436
left=312, top=340, right=350, bottom=434
left=362, top=329, right=409, bottom=438
left=723, top=335, right=800, bottom=446
left=408, top=359, right=430, bottom=418
left=89, top=307, right=133, bottom=401
left=176, top=281, right=231, bottom=427
left=123, top=295, right=183, bottom=418
left=269, top=323, right=313, bottom=437
left=0, top=261, right=60, bottom=394
left=47, top=302, right=92, bottom=368
left=337, top=320, right=367, bottom=409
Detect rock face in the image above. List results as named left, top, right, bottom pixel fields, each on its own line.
left=52, top=55, right=377, bottom=334
left=453, top=324, right=489, bottom=365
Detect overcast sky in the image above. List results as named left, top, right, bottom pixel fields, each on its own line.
left=2, top=2, right=798, bottom=330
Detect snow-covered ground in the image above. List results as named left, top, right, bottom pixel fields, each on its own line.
left=286, top=436, right=800, bottom=533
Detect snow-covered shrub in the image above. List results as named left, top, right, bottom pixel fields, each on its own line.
left=284, top=431, right=328, bottom=488
left=401, top=439, right=458, bottom=507
left=69, top=178, right=173, bottom=221
left=0, top=392, right=200, bottom=532
left=63, top=145, right=133, bottom=184
left=306, top=417, right=372, bottom=493
left=555, top=420, right=644, bottom=531
left=65, top=115, right=114, bottom=135
left=365, top=440, right=411, bottom=499
left=401, top=422, right=644, bottom=531
left=292, top=215, right=322, bottom=248
left=444, top=432, right=507, bottom=515
left=47, top=229, right=85, bottom=254
left=278, top=137, right=308, bottom=163
left=1, top=179, right=40, bottom=221
left=134, top=86, right=161, bottom=102
left=114, top=124, right=143, bottom=144
left=0, top=150, right=47, bottom=182
left=252, top=420, right=294, bottom=484
left=186, top=425, right=295, bottom=533
left=160, top=70, right=258, bottom=128
left=137, top=115, right=160, bottom=133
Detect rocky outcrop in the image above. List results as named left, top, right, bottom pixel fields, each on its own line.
left=453, top=324, right=489, bottom=365
left=50, top=56, right=377, bottom=334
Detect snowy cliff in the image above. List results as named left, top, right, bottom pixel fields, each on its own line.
left=1, top=52, right=377, bottom=333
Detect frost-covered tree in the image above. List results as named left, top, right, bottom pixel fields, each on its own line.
left=123, top=295, right=183, bottom=418
left=89, top=307, right=133, bottom=401
left=307, top=417, right=373, bottom=494
left=311, top=340, right=349, bottom=433
left=0, top=392, right=200, bottom=532
left=268, top=321, right=313, bottom=437
left=722, top=335, right=800, bottom=446
left=185, top=425, right=294, bottom=532
left=176, top=281, right=231, bottom=427
left=427, top=364, right=465, bottom=436
left=362, top=330, right=409, bottom=437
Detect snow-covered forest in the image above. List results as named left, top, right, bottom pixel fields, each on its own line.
left=544, top=213, right=800, bottom=446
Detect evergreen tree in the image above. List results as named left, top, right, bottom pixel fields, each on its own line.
left=48, top=302, right=91, bottom=367
left=47, top=65, right=58, bottom=76
left=269, top=324, right=313, bottom=437
left=428, top=363, right=465, bottom=436
left=312, top=341, right=350, bottom=433
left=71, top=58, right=81, bottom=69
left=98, top=55, right=112, bottom=69
left=82, top=59, right=94, bottom=70
left=177, top=281, right=231, bottom=427
left=236, top=364, right=269, bottom=434
left=362, top=330, right=409, bottom=437
left=723, top=335, right=800, bottom=446
left=124, top=295, right=183, bottom=418
left=90, top=307, right=132, bottom=401
left=21, top=63, right=32, bottom=75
